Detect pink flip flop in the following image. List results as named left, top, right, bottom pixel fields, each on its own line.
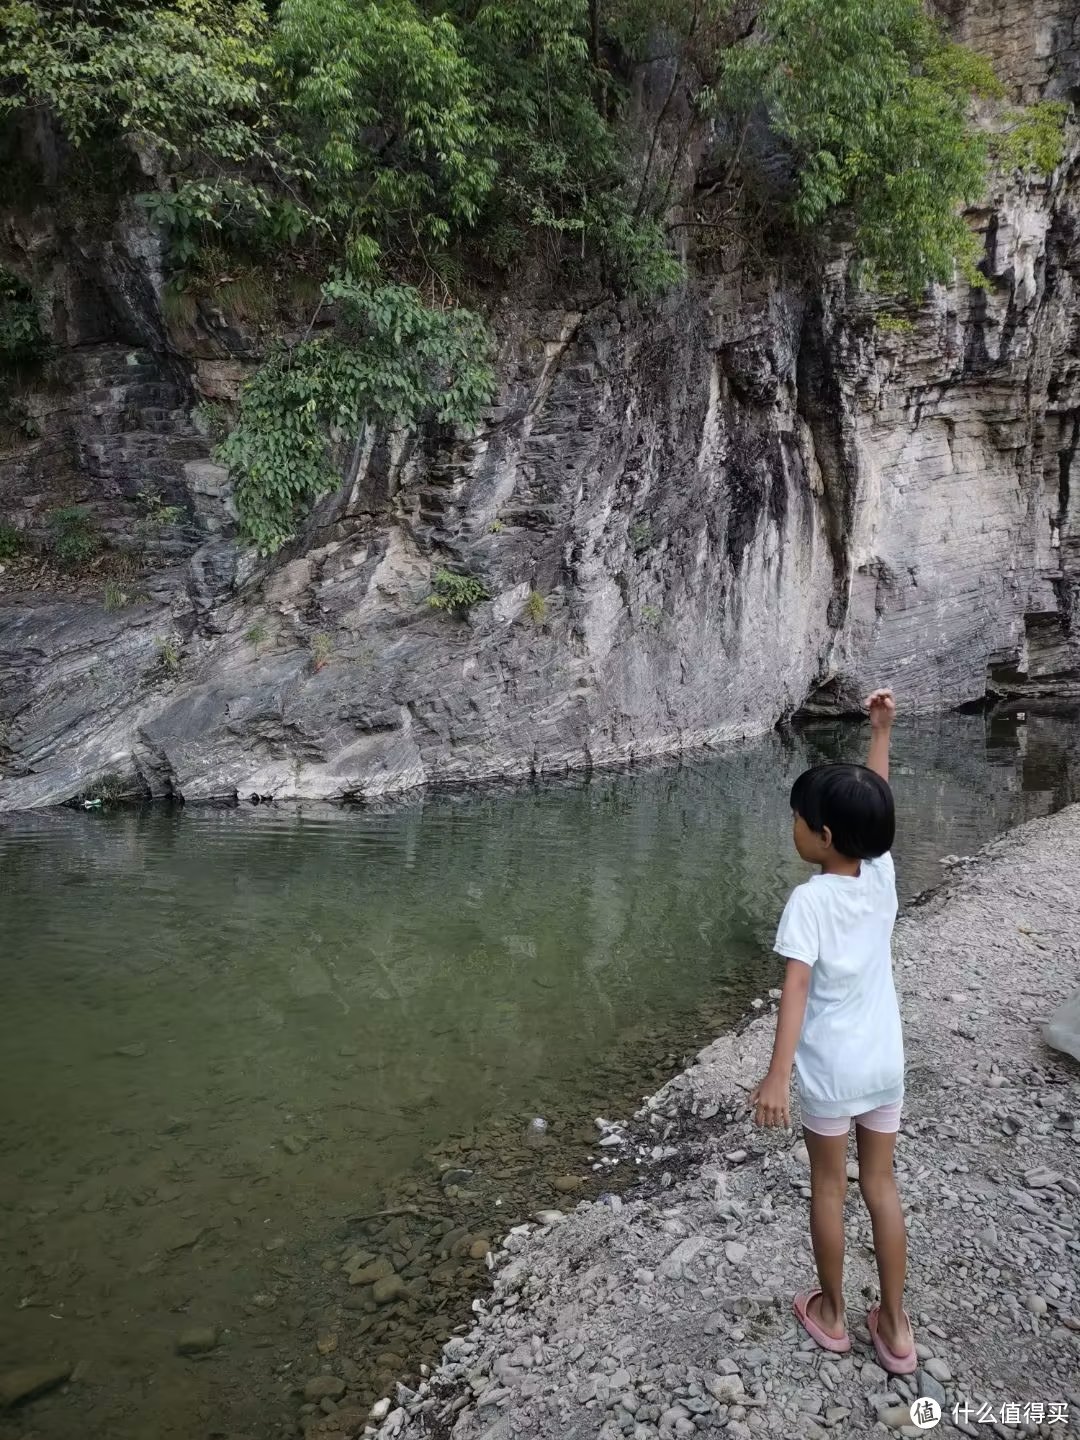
left=793, top=1290, right=852, bottom=1353
left=867, top=1303, right=918, bottom=1374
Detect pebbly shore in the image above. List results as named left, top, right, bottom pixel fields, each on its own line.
left=349, top=805, right=1080, bottom=1440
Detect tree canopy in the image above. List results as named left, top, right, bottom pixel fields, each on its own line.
left=0, top=0, right=1067, bottom=549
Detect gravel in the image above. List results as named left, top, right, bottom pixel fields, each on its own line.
left=349, top=807, right=1080, bottom=1440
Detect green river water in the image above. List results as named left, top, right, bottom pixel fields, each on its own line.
left=0, top=710, right=1077, bottom=1440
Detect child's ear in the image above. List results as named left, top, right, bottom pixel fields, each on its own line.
left=820, top=825, right=833, bottom=851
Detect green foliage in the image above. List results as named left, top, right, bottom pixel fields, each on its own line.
left=4, top=0, right=1069, bottom=549
left=83, top=771, right=131, bottom=805
left=0, top=267, right=48, bottom=369
left=155, top=636, right=181, bottom=673
left=0, top=0, right=676, bottom=296
left=103, top=579, right=132, bottom=610
left=526, top=589, right=547, bottom=623
left=136, top=490, right=184, bottom=538
left=489, top=518, right=506, bottom=534
left=0, top=0, right=270, bottom=157
left=0, top=397, right=40, bottom=449
left=716, top=0, right=1006, bottom=294
left=0, top=521, right=24, bottom=558
left=452, top=0, right=677, bottom=290
left=876, top=314, right=915, bottom=336
left=640, top=603, right=662, bottom=628
left=218, top=278, right=495, bottom=551
left=48, top=506, right=101, bottom=568
left=992, top=101, right=1069, bottom=175
left=245, top=620, right=269, bottom=652
left=630, top=518, right=653, bottom=554
left=310, top=630, right=333, bottom=669
left=192, top=399, right=231, bottom=441
left=161, top=282, right=200, bottom=328
left=272, top=0, right=492, bottom=252
left=427, top=568, right=489, bottom=614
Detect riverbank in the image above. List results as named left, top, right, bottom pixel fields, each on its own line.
left=362, top=804, right=1080, bottom=1440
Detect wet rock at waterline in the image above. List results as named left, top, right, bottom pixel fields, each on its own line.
left=303, top=1375, right=347, bottom=1403
left=0, top=1363, right=72, bottom=1408
left=372, top=1275, right=409, bottom=1305
left=348, top=1258, right=395, bottom=1287
left=175, top=1327, right=220, bottom=1356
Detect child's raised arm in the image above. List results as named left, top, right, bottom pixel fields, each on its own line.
left=865, top=688, right=896, bottom=782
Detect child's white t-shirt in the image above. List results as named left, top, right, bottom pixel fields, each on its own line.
left=774, top=852, right=904, bottom=1118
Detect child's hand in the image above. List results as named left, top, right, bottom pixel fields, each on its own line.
left=750, top=1070, right=791, bottom=1128
left=865, top=688, right=896, bottom=730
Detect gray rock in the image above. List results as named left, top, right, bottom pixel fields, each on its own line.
left=1045, top=989, right=1080, bottom=1063
left=8, top=168, right=1079, bottom=816
left=879, top=1404, right=914, bottom=1430
left=916, top=1370, right=947, bottom=1408
left=704, top=1374, right=745, bottom=1403
left=923, top=1358, right=951, bottom=1384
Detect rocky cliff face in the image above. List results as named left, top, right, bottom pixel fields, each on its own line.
left=1, top=1, right=1078, bottom=810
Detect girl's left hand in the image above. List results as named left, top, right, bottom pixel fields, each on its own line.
left=750, top=1071, right=791, bottom=1128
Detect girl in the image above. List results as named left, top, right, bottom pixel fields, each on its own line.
left=750, top=689, right=915, bottom=1374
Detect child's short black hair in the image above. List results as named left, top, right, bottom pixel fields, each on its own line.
left=790, top=763, right=895, bottom=859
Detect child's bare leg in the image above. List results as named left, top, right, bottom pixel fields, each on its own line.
left=804, top=1129, right=849, bottom=1335
left=856, top=1124, right=911, bottom=1352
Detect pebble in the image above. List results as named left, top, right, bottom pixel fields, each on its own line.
left=923, top=1357, right=951, bottom=1383
left=1025, top=1294, right=1048, bottom=1317
left=349, top=1257, right=394, bottom=1286
left=553, top=1176, right=585, bottom=1193
left=176, top=1327, right=219, bottom=1356
left=917, top=1369, right=947, bottom=1407
left=725, top=1241, right=748, bottom=1264
left=303, top=1376, right=346, bottom=1403
left=373, top=1274, right=409, bottom=1305
left=1024, top=1167, right=1061, bottom=1189
left=879, top=1404, right=914, bottom=1430
left=704, top=1374, right=744, bottom=1403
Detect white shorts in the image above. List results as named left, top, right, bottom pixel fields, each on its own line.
left=801, top=1100, right=903, bottom=1137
